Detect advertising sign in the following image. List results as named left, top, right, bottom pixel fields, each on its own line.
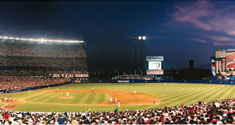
left=226, top=51, right=235, bottom=69
left=146, top=70, right=164, bottom=75
left=146, top=56, right=164, bottom=61
left=215, top=50, right=226, bottom=58
left=75, top=73, right=89, bottom=78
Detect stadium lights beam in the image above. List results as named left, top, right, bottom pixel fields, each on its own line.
left=142, top=36, right=146, bottom=40
left=137, top=36, right=146, bottom=41
left=0, top=35, right=84, bottom=44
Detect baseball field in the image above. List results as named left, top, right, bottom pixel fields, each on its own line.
left=0, top=83, right=235, bottom=112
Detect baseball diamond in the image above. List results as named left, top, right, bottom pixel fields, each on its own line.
left=0, top=83, right=235, bottom=112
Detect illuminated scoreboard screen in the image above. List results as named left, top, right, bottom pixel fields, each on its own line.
left=148, top=61, right=162, bottom=70
left=146, top=56, right=164, bottom=75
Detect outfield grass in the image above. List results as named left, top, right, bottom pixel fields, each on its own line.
left=1, top=83, right=235, bottom=112
left=0, top=103, right=4, bottom=107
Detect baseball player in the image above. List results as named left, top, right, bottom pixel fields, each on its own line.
left=153, top=97, right=156, bottom=105
left=118, top=100, right=120, bottom=108
left=109, top=96, right=113, bottom=103
left=115, top=97, right=118, bottom=104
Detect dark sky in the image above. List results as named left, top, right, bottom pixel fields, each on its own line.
left=0, top=1, right=234, bottom=71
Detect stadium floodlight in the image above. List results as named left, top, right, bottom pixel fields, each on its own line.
left=136, top=36, right=146, bottom=41
left=3, top=36, right=8, bottom=39
left=142, top=36, right=146, bottom=40
left=0, top=35, right=84, bottom=44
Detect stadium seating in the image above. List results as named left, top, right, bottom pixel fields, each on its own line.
left=0, top=76, right=69, bottom=91
left=0, top=98, right=234, bottom=124
left=0, top=41, right=87, bottom=70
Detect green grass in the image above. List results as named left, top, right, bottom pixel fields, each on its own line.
left=0, top=103, right=4, bottom=107
left=2, top=83, right=235, bottom=112
left=25, top=92, right=108, bottom=104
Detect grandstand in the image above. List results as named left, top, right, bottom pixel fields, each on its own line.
left=0, top=36, right=234, bottom=124
left=211, top=49, right=235, bottom=79
left=0, top=36, right=88, bottom=78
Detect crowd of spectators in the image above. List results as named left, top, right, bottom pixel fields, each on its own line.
left=0, top=76, right=70, bottom=91
left=0, top=56, right=87, bottom=68
left=0, top=42, right=87, bottom=58
left=0, top=70, right=89, bottom=78
left=0, top=42, right=87, bottom=69
left=0, top=98, right=234, bottom=124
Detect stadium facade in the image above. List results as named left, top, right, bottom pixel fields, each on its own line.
left=211, top=49, right=235, bottom=79
left=0, top=36, right=88, bottom=79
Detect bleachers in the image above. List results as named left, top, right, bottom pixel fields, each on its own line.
left=0, top=39, right=88, bottom=71
left=0, top=76, right=70, bottom=91
left=0, top=97, right=234, bottom=124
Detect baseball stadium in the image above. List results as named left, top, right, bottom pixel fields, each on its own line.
left=0, top=36, right=234, bottom=124
left=0, top=1, right=235, bottom=124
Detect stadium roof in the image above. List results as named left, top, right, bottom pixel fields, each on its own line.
left=0, top=36, right=84, bottom=44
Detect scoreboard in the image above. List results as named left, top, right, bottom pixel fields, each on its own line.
left=146, top=56, right=164, bottom=75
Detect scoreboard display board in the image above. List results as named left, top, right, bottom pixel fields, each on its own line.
left=148, top=61, right=162, bottom=70
left=146, top=56, right=164, bottom=75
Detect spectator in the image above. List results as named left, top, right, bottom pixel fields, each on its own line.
left=0, top=97, right=234, bottom=124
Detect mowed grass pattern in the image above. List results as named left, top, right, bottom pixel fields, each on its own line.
left=25, top=92, right=108, bottom=104
left=1, top=83, right=234, bottom=112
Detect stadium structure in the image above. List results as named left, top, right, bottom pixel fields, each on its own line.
left=0, top=36, right=88, bottom=80
left=211, top=49, right=235, bottom=79
left=0, top=36, right=235, bottom=125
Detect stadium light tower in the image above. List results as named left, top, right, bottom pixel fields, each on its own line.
left=133, top=36, right=146, bottom=76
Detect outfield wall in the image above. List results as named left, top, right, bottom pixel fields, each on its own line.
left=88, top=79, right=235, bottom=85
left=115, top=79, right=235, bottom=85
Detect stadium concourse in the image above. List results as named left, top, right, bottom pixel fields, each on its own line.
left=0, top=98, right=234, bottom=124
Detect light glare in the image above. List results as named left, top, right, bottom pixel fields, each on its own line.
left=0, top=35, right=83, bottom=44
left=142, top=36, right=146, bottom=40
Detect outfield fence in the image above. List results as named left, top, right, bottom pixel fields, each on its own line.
left=88, top=79, right=235, bottom=85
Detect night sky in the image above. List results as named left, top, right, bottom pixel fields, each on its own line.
left=0, top=1, right=234, bottom=71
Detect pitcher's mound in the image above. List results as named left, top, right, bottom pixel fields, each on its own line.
left=59, top=96, right=75, bottom=99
